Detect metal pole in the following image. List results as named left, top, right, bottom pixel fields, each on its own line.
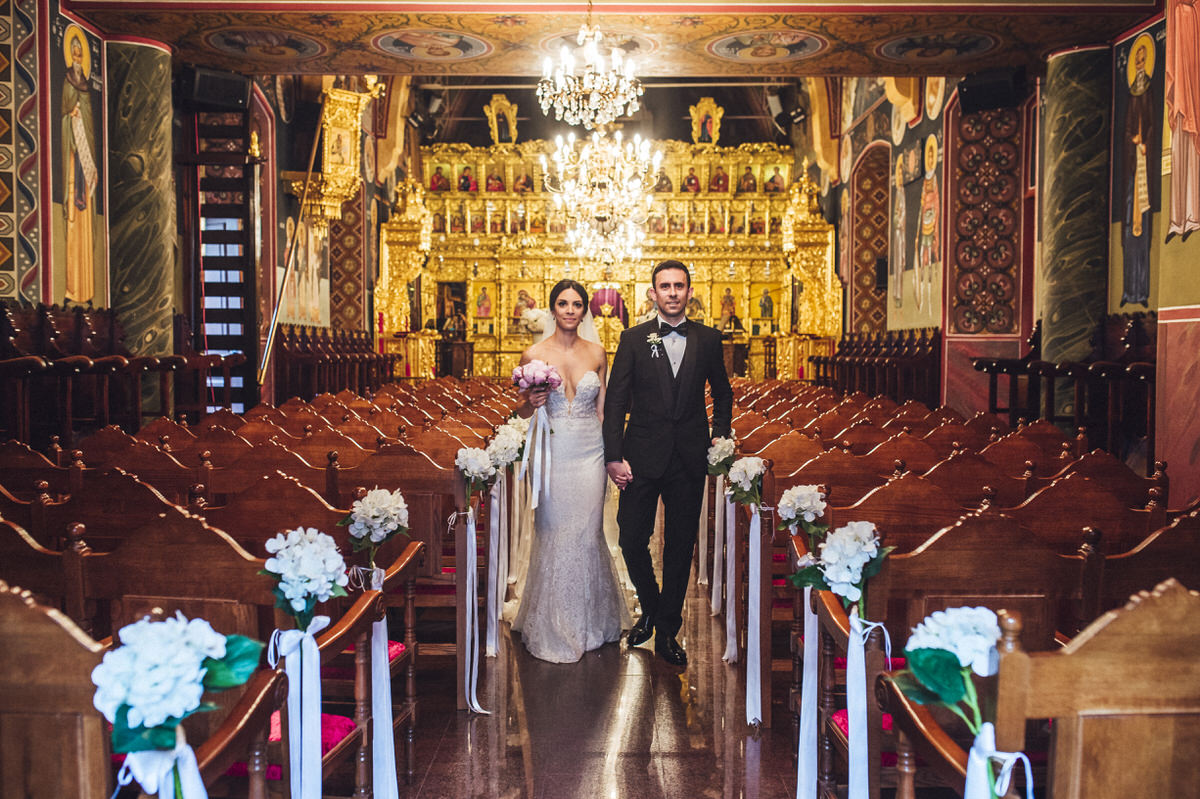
left=257, top=95, right=328, bottom=387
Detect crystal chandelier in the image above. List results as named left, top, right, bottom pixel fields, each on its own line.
left=540, top=128, right=662, bottom=263
left=536, top=2, right=644, bottom=130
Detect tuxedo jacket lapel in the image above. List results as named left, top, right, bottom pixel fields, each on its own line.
left=648, top=330, right=675, bottom=411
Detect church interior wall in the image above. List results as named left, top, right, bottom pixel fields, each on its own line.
left=0, top=1, right=37, bottom=304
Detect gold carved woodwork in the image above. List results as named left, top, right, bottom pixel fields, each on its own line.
left=689, top=97, right=724, bottom=146
left=282, top=80, right=385, bottom=234
left=394, top=138, right=837, bottom=380
left=378, top=179, right=433, bottom=339
left=483, top=94, right=518, bottom=147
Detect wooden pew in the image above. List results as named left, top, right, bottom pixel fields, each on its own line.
left=880, top=578, right=1200, bottom=799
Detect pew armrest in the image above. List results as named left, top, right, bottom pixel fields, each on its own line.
left=877, top=673, right=970, bottom=786
left=195, top=667, right=286, bottom=782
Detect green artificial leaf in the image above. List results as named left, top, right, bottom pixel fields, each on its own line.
left=906, top=648, right=967, bottom=705
left=202, top=635, right=265, bottom=690
left=789, top=564, right=829, bottom=590
left=336, top=513, right=353, bottom=527
left=707, top=463, right=729, bottom=477
left=331, top=583, right=348, bottom=598
left=351, top=536, right=372, bottom=553
left=890, top=671, right=944, bottom=706
left=860, top=546, right=896, bottom=581
left=111, top=706, right=182, bottom=754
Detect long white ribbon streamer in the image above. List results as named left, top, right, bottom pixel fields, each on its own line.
left=795, top=581, right=818, bottom=799
left=485, top=473, right=508, bottom=657
left=722, top=492, right=739, bottom=663
left=117, top=727, right=207, bottom=799
left=697, top=476, right=710, bottom=586
left=745, top=504, right=763, bottom=726
left=462, top=505, right=490, bottom=714
left=965, top=722, right=1035, bottom=799
left=269, top=615, right=331, bottom=799
left=846, top=610, right=893, bottom=799
left=711, top=475, right=726, bottom=614
left=366, top=568, right=399, bottom=799
left=517, top=408, right=552, bottom=509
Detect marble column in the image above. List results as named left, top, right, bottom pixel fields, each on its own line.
left=106, top=41, right=175, bottom=377
left=1040, top=48, right=1111, bottom=416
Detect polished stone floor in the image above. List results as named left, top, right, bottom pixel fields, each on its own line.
left=401, top=579, right=800, bottom=799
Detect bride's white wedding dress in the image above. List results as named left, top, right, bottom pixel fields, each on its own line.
left=511, top=370, right=629, bottom=663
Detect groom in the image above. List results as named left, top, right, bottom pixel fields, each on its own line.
left=603, top=260, right=733, bottom=665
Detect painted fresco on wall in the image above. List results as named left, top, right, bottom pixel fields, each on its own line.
left=0, top=0, right=39, bottom=301
left=914, top=133, right=942, bottom=312
left=1112, top=22, right=1166, bottom=307
left=50, top=15, right=104, bottom=305
left=890, top=158, right=907, bottom=307
left=1166, top=0, right=1200, bottom=237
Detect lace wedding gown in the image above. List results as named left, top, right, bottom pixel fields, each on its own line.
left=511, top=370, right=630, bottom=663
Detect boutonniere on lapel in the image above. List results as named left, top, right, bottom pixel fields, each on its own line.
left=646, top=332, right=663, bottom=358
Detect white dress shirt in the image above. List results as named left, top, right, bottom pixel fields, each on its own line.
left=656, top=315, right=687, bottom=377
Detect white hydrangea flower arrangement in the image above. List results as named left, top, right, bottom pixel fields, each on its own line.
left=91, top=611, right=263, bottom=754
left=894, top=606, right=1002, bottom=737
left=262, top=527, right=350, bottom=632
left=777, top=483, right=829, bottom=552
left=725, top=455, right=767, bottom=507
left=789, top=520, right=893, bottom=616
left=706, top=436, right=737, bottom=477
left=456, top=445, right=497, bottom=497
left=339, top=487, right=410, bottom=568
left=486, top=422, right=525, bottom=470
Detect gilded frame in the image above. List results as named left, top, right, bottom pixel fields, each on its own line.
left=484, top=93, right=518, bottom=146
left=690, top=97, right=724, bottom=146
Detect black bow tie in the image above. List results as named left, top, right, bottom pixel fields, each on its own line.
left=659, top=320, right=688, bottom=337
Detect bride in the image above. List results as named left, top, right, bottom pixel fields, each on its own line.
left=511, top=279, right=629, bottom=663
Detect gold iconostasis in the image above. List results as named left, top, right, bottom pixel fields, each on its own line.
left=378, top=97, right=840, bottom=381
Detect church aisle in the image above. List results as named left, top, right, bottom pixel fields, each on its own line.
left=401, top=577, right=798, bottom=799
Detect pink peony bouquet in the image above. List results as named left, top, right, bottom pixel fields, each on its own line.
left=512, top=360, right=563, bottom=392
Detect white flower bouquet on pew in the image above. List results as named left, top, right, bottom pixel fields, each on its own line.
left=340, top=487, right=410, bottom=569
left=725, top=455, right=766, bottom=507
left=262, top=526, right=351, bottom=632
left=92, top=612, right=264, bottom=798
left=777, top=483, right=829, bottom=554
left=789, top=520, right=892, bottom=615
left=707, top=436, right=737, bottom=477
left=892, top=607, right=1031, bottom=799
left=487, top=421, right=525, bottom=469
left=457, top=446, right=498, bottom=498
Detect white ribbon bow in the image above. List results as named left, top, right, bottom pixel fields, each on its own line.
left=116, top=726, right=207, bottom=799
left=485, top=473, right=508, bottom=657
left=269, top=615, right=331, bottom=799
left=846, top=609, right=893, bottom=799
left=965, top=722, right=1035, bottom=799
left=711, top=474, right=727, bottom=614
left=721, top=489, right=739, bottom=663
left=518, top=407, right=553, bottom=509
left=794, top=571, right=818, bottom=799
left=745, top=503, right=769, bottom=727
left=364, top=567, right=400, bottom=799
left=457, top=507, right=490, bottom=714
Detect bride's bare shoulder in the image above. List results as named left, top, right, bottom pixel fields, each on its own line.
left=582, top=339, right=606, bottom=365
left=520, top=341, right=546, bottom=364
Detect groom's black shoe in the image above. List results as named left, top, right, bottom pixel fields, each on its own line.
left=655, top=633, right=687, bottom=667
left=627, top=615, right=654, bottom=647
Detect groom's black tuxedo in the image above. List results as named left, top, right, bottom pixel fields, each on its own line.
left=603, top=318, right=732, bottom=639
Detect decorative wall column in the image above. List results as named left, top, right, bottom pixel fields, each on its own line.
left=106, top=40, right=175, bottom=369
left=1040, top=47, right=1111, bottom=414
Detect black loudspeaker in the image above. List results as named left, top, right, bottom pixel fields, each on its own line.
left=956, top=67, right=1027, bottom=114
left=874, top=257, right=888, bottom=291
left=180, top=66, right=250, bottom=111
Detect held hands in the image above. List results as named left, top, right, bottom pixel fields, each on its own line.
left=606, top=460, right=633, bottom=490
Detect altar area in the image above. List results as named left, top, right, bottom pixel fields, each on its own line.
left=376, top=99, right=841, bottom=382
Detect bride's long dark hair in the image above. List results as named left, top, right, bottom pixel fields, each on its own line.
left=549, top=279, right=589, bottom=309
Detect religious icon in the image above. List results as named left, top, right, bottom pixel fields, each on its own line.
left=654, top=169, right=673, bottom=192
left=913, top=134, right=941, bottom=311
left=484, top=93, right=518, bottom=145
left=709, top=165, right=729, bottom=192
left=61, top=23, right=100, bottom=303
left=1167, top=0, right=1200, bottom=237
left=429, top=165, right=451, bottom=192
left=514, top=172, right=534, bottom=193
left=1121, top=31, right=1156, bottom=305
left=719, top=287, right=736, bottom=329
left=485, top=171, right=505, bottom=192
left=764, top=166, right=785, bottom=193
left=892, top=159, right=907, bottom=308
left=689, top=97, right=724, bottom=145
left=512, top=289, right=537, bottom=318
left=458, top=167, right=477, bottom=192
left=758, top=288, right=774, bottom=319
left=737, top=167, right=758, bottom=193
left=476, top=286, right=493, bottom=317
left=683, top=167, right=701, bottom=193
